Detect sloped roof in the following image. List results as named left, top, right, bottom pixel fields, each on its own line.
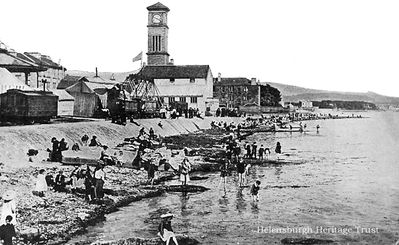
left=139, top=65, right=210, bottom=79
left=215, top=77, right=252, bottom=86
left=0, top=68, right=28, bottom=86
left=23, top=52, right=64, bottom=70
left=86, top=75, right=117, bottom=85
left=57, top=75, right=89, bottom=89
left=52, top=89, right=75, bottom=101
left=86, top=82, right=115, bottom=95
left=3, top=89, right=58, bottom=97
left=147, top=2, right=170, bottom=11
left=0, top=49, right=45, bottom=72
left=65, top=80, right=94, bottom=94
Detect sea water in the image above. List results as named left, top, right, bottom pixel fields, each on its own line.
left=69, top=111, right=399, bottom=244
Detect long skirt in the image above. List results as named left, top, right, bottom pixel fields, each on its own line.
left=95, top=179, right=104, bottom=198
left=180, top=173, right=190, bottom=183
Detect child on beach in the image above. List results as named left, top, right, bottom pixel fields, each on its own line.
left=0, top=215, right=16, bottom=245
left=236, top=158, right=245, bottom=187
left=34, top=169, right=48, bottom=197
left=243, top=164, right=251, bottom=185
left=250, top=180, right=261, bottom=202
left=158, top=213, right=179, bottom=245
left=219, top=160, right=229, bottom=188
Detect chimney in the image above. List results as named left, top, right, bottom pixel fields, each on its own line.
left=95, top=67, right=98, bottom=77
left=251, top=78, right=257, bottom=85
left=218, top=73, right=221, bottom=82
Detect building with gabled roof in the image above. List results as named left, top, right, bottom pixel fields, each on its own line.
left=134, top=3, right=218, bottom=113
left=0, top=45, right=66, bottom=90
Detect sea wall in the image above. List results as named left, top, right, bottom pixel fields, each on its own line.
left=0, top=117, right=242, bottom=168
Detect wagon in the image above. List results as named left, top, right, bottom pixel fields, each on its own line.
left=0, top=89, right=58, bottom=124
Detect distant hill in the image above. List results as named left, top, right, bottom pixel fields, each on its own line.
left=266, top=82, right=399, bottom=105
left=66, top=70, right=138, bottom=83
left=66, top=70, right=399, bottom=105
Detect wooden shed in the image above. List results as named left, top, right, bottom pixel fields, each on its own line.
left=52, top=89, right=75, bottom=116
left=64, top=80, right=99, bottom=117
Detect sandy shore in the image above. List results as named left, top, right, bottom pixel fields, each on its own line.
left=0, top=117, right=243, bottom=244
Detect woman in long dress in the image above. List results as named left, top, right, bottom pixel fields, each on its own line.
left=0, top=190, right=16, bottom=225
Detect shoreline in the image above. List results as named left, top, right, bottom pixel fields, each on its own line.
left=0, top=117, right=242, bottom=245
left=0, top=114, right=368, bottom=244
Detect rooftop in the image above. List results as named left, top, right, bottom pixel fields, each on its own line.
left=137, top=65, right=211, bottom=79
left=147, top=2, right=170, bottom=11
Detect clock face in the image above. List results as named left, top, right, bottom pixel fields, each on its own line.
left=152, top=14, right=162, bottom=24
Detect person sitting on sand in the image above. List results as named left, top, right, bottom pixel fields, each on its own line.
left=100, top=145, right=113, bottom=165
left=179, top=157, right=192, bottom=186
left=81, top=134, right=89, bottom=146
left=158, top=213, right=179, bottom=245
left=89, top=136, right=101, bottom=147
left=250, top=180, right=261, bottom=202
left=54, top=170, right=66, bottom=192
left=71, top=143, right=80, bottom=151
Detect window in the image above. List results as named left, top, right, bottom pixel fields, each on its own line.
left=170, top=78, right=175, bottom=82
left=159, top=97, right=164, bottom=103
left=180, top=97, right=186, bottom=103
left=190, top=78, right=195, bottom=83
left=190, top=97, right=198, bottom=103
left=168, top=97, right=175, bottom=103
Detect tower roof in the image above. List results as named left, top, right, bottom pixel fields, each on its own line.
left=147, top=2, right=170, bottom=11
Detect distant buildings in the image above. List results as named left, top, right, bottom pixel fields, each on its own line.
left=0, top=45, right=66, bottom=90
left=213, top=74, right=282, bottom=109
left=57, top=73, right=116, bottom=117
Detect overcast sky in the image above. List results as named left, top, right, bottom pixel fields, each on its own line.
left=1, top=0, right=398, bottom=96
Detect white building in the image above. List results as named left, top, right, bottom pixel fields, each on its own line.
left=138, top=2, right=217, bottom=113
left=140, top=65, right=215, bottom=112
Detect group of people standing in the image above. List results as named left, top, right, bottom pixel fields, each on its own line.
left=32, top=163, right=107, bottom=202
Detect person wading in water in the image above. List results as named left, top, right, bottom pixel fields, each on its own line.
left=179, top=157, right=191, bottom=186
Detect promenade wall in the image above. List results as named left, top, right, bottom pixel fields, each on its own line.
left=0, top=117, right=242, bottom=168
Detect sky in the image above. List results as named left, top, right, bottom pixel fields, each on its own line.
left=1, top=0, right=399, bottom=96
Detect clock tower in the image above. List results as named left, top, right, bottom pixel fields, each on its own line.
left=147, top=2, right=170, bottom=66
